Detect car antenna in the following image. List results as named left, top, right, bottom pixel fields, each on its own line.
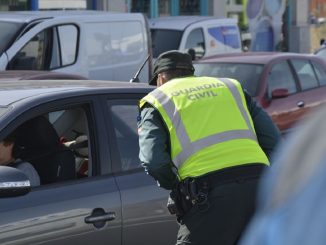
left=129, top=54, right=150, bottom=83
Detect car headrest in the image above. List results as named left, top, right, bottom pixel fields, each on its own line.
left=13, top=116, right=60, bottom=158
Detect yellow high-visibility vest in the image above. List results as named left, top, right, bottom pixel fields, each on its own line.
left=140, top=76, right=269, bottom=180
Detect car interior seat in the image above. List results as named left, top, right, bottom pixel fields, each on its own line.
left=65, top=134, right=89, bottom=178
left=13, top=116, right=76, bottom=184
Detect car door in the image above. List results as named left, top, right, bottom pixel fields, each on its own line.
left=0, top=97, right=122, bottom=245
left=264, top=60, right=301, bottom=133
left=290, top=59, right=326, bottom=120
left=102, top=94, right=178, bottom=245
left=0, top=17, right=81, bottom=73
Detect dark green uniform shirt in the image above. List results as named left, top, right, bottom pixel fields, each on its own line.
left=138, top=90, right=281, bottom=190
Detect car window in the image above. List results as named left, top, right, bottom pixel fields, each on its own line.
left=194, top=62, right=263, bottom=96
left=8, top=29, right=50, bottom=70
left=291, top=59, right=318, bottom=90
left=57, top=25, right=78, bottom=66
left=10, top=105, right=91, bottom=186
left=8, top=25, right=78, bottom=71
left=267, top=61, right=297, bottom=97
left=0, top=21, right=24, bottom=55
left=50, top=24, right=78, bottom=69
left=108, top=100, right=141, bottom=171
left=151, top=29, right=183, bottom=58
left=311, top=61, right=326, bottom=86
left=185, top=28, right=205, bottom=58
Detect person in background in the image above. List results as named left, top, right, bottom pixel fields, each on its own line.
left=138, top=50, right=281, bottom=245
left=0, top=132, right=40, bottom=186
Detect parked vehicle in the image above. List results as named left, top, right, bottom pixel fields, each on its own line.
left=0, top=80, right=177, bottom=244
left=149, top=16, right=242, bottom=60
left=0, top=11, right=152, bottom=83
left=193, top=52, right=326, bottom=134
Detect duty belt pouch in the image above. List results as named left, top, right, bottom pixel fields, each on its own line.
left=167, top=189, right=185, bottom=217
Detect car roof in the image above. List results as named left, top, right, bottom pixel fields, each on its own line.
left=0, top=80, right=152, bottom=106
left=149, top=16, right=237, bottom=30
left=0, top=10, right=136, bottom=23
left=195, top=52, right=319, bottom=65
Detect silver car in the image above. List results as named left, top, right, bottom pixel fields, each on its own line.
left=0, top=80, right=177, bottom=245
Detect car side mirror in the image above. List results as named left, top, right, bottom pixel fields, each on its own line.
left=186, top=48, right=196, bottom=60
left=0, top=166, right=31, bottom=198
left=272, top=88, right=289, bottom=98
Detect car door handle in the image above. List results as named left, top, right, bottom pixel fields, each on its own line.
left=85, top=208, right=116, bottom=224
left=297, top=101, right=305, bottom=108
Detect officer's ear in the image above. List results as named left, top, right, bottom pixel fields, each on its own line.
left=157, top=73, right=167, bottom=87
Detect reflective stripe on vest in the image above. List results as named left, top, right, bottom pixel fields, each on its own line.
left=150, top=78, right=257, bottom=168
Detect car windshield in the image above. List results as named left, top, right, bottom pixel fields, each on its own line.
left=0, top=21, right=24, bottom=55
left=194, top=62, right=264, bottom=96
left=151, top=29, right=183, bottom=58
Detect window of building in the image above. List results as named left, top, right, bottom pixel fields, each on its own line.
left=131, top=0, right=150, bottom=16
left=180, top=0, right=200, bottom=15
left=159, top=0, right=170, bottom=16
left=0, top=0, right=28, bottom=11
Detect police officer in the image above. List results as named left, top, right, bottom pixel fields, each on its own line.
left=138, top=50, right=281, bottom=245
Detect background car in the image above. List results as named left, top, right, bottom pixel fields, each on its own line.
left=149, top=16, right=242, bottom=60
left=0, top=80, right=177, bottom=245
left=194, top=52, right=326, bottom=134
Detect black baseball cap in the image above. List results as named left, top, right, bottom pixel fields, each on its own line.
left=149, top=50, right=194, bottom=85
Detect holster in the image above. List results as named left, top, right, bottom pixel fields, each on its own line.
left=167, top=179, right=206, bottom=218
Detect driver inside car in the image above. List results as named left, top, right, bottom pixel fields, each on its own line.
left=0, top=132, right=40, bottom=186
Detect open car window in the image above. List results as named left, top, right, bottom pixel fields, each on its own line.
left=8, top=105, right=92, bottom=186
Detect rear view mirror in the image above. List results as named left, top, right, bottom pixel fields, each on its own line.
left=0, top=166, right=31, bottom=198
left=272, top=88, right=289, bottom=98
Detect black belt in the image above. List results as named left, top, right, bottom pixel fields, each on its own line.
left=193, top=163, right=267, bottom=190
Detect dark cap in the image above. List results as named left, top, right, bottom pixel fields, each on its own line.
left=149, top=50, right=194, bottom=85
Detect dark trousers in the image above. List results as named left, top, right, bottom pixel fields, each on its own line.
left=176, top=172, right=261, bottom=245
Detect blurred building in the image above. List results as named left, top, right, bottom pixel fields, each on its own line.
left=309, top=0, right=326, bottom=52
